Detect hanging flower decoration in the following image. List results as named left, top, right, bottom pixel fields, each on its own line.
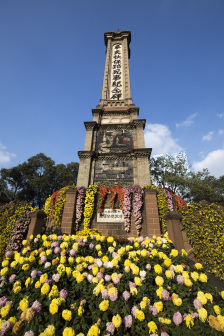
left=133, top=185, right=143, bottom=235
left=172, top=194, right=186, bottom=211
left=123, top=186, right=133, bottom=232
left=161, top=189, right=174, bottom=211
left=83, top=185, right=98, bottom=230
left=97, top=185, right=108, bottom=213
left=109, top=186, right=124, bottom=210
left=75, top=187, right=86, bottom=231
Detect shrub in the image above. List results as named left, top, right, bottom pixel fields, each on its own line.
left=0, top=201, right=35, bottom=262
left=181, top=202, right=224, bottom=280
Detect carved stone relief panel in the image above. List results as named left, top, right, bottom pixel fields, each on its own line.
left=96, top=130, right=133, bottom=153
left=94, top=160, right=133, bottom=183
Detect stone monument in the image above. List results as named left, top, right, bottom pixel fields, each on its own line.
left=77, top=30, right=152, bottom=187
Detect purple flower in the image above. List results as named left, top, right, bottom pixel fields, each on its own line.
left=128, top=237, right=134, bottom=243
left=0, top=297, right=7, bottom=308
left=161, top=333, right=170, bottom=336
left=109, top=294, right=118, bottom=301
left=80, top=242, right=85, bottom=247
left=131, top=306, right=138, bottom=317
left=173, top=311, right=183, bottom=326
left=106, top=322, right=115, bottom=335
left=193, top=299, right=203, bottom=309
left=32, top=300, right=42, bottom=313
left=112, top=252, right=117, bottom=258
left=113, top=277, right=120, bottom=285
left=124, top=315, right=132, bottom=328
left=96, top=272, right=104, bottom=281
left=89, top=243, right=94, bottom=250
left=51, top=242, right=58, bottom=248
left=31, top=270, right=38, bottom=279
left=9, top=274, right=16, bottom=283
left=92, top=235, right=96, bottom=239
left=0, top=276, right=6, bottom=281
left=176, top=275, right=184, bottom=284
left=57, top=236, right=62, bottom=241
left=70, top=249, right=76, bottom=256
left=52, top=274, right=60, bottom=282
left=129, top=281, right=136, bottom=289
left=44, top=279, right=52, bottom=284
left=191, top=312, right=199, bottom=319
left=54, top=247, right=61, bottom=254
left=102, top=289, right=108, bottom=299
left=104, top=275, right=111, bottom=282
left=122, top=291, right=131, bottom=301
left=60, top=289, right=68, bottom=299
left=0, top=321, right=11, bottom=334
left=161, top=289, right=170, bottom=301
left=141, top=243, right=146, bottom=248
left=149, top=305, right=158, bottom=316
left=5, top=251, right=13, bottom=258
left=138, top=236, right=144, bottom=242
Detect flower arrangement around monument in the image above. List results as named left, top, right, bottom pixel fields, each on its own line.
left=75, top=187, right=87, bottom=231
left=43, top=185, right=76, bottom=228
left=0, top=202, right=36, bottom=262
left=0, top=233, right=224, bottom=336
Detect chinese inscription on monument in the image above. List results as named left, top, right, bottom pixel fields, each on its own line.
left=110, top=44, right=123, bottom=100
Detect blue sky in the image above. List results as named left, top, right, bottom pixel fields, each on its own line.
left=0, top=0, right=224, bottom=178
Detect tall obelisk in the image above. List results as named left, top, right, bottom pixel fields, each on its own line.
left=77, top=30, right=151, bottom=187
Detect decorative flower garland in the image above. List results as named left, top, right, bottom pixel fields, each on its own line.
left=109, top=186, right=124, bottom=210
left=43, top=185, right=76, bottom=228
left=161, top=189, right=174, bottom=211
left=97, top=185, right=108, bottom=213
left=133, top=185, right=143, bottom=235
left=75, top=187, right=86, bottom=231
left=6, top=211, right=33, bottom=252
left=172, top=194, right=186, bottom=210
left=123, top=186, right=133, bottom=232
left=83, top=185, right=98, bottom=230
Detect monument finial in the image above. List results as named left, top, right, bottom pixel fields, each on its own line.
left=117, top=28, right=120, bottom=32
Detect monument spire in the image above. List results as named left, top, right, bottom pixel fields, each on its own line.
left=76, top=30, right=152, bottom=188
left=100, top=30, right=133, bottom=107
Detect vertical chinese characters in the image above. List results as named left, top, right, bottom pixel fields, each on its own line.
left=110, top=44, right=123, bottom=100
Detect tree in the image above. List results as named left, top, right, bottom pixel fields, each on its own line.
left=0, top=153, right=79, bottom=208
left=150, top=152, right=190, bottom=198
left=187, top=169, right=223, bottom=204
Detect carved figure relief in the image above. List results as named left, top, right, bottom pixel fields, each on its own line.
left=96, top=130, right=133, bottom=153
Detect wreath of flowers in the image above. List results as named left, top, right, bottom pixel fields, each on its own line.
left=97, top=185, right=108, bottom=213
left=109, top=186, right=124, bottom=210
left=75, top=187, right=86, bottom=231
left=123, top=185, right=133, bottom=232
left=83, top=185, right=98, bottom=230
left=161, top=189, right=174, bottom=211
left=133, top=185, right=143, bottom=235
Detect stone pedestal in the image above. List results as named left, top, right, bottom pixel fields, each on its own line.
left=26, top=210, right=46, bottom=241
left=61, top=189, right=77, bottom=234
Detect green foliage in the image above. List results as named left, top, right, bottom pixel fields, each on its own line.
left=0, top=201, right=35, bottom=261
left=0, top=153, right=79, bottom=208
left=181, top=202, right=224, bottom=280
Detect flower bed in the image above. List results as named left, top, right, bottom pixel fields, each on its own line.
left=0, top=233, right=224, bottom=335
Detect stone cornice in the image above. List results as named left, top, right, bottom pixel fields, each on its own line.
left=84, top=122, right=97, bottom=130
left=78, top=151, right=95, bottom=159
left=132, top=119, right=146, bottom=129
left=94, top=148, right=152, bottom=160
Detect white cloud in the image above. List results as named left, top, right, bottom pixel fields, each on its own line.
left=202, top=131, right=214, bottom=141
left=217, top=113, right=224, bottom=118
left=176, top=113, right=197, bottom=128
left=144, top=123, right=182, bottom=156
left=0, top=142, right=16, bottom=165
left=192, top=147, right=224, bottom=178
left=218, top=129, right=224, bottom=135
